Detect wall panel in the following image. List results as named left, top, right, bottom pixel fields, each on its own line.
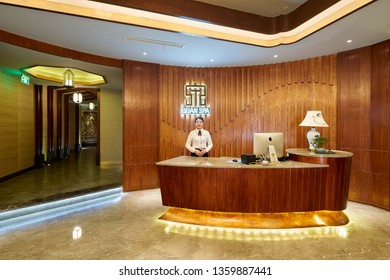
left=338, top=40, right=390, bottom=210
left=159, top=55, right=337, bottom=160
left=0, top=69, right=34, bottom=178
left=18, top=81, right=35, bottom=169
left=122, top=60, right=159, bottom=191
left=100, top=89, right=122, bottom=165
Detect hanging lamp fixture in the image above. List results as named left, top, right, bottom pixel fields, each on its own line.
left=89, top=101, right=95, bottom=110
left=63, top=68, right=75, bottom=88
left=73, top=91, right=83, bottom=103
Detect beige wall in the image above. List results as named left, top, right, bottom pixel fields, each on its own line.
left=0, top=69, right=34, bottom=177
left=100, top=89, right=122, bottom=165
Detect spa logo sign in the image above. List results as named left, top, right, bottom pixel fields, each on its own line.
left=180, top=83, right=211, bottom=115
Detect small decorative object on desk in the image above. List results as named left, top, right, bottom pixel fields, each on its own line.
left=312, top=137, right=334, bottom=154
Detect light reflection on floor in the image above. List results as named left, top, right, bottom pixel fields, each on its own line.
left=163, top=221, right=348, bottom=241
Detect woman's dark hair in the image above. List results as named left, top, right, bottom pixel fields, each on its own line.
left=194, top=116, right=204, bottom=123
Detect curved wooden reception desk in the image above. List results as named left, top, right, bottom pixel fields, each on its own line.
left=157, top=149, right=353, bottom=229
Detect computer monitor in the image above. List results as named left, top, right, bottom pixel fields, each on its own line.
left=253, top=132, right=284, bottom=159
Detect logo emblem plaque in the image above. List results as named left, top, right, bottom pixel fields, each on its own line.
left=181, top=83, right=211, bottom=115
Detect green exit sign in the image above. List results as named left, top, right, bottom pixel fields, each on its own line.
left=21, top=74, right=30, bottom=85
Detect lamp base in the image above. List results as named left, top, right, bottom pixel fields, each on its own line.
left=307, top=127, right=320, bottom=151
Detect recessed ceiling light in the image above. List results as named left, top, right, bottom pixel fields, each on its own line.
left=274, top=54, right=278, bottom=58
left=347, top=39, right=352, bottom=43
left=210, top=59, right=214, bottom=62
left=143, top=52, right=148, bottom=56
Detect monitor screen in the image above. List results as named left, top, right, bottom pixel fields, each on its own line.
left=253, top=132, right=284, bottom=159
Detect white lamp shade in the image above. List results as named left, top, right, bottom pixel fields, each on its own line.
left=89, top=102, right=95, bottom=110
left=73, top=92, right=83, bottom=103
left=299, top=111, right=329, bottom=127
left=63, top=69, right=74, bottom=88
left=300, top=111, right=328, bottom=150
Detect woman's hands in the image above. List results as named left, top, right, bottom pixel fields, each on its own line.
left=195, top=149, right=206, bottom=157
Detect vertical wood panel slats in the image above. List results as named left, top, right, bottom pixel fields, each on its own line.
left=287, top=61, right=293, bottom=85
left=258, top=65, right=264, bottom=96
left=299, top=60, right=306, bottom=83
left=157, top=46, right=388, bottom=210
left=159, top=54, right=337, bottom=159
left=172, top=66, right=178, bottom=128
left=264, top=64, right=271, bottom=93
left=313, top=57, right=321, bottom=83
left=167, top=66, right=174, bottom=126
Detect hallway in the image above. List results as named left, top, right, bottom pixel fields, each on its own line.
left=0, top=147, right=122, bottom=211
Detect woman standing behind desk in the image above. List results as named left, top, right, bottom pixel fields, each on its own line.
left=185, top=116, right=213, bottom=157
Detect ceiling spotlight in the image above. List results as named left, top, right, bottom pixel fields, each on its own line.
left=274, top=54, right=278, bottom=58
left=347, top=39, right=352, bottom=43
left=143, top=52, right=148, bottom=56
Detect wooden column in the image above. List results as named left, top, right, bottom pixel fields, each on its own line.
left=122, top=60, right=159, bottom=191
left=74, top=103, right=81, bottom=153
left=56, top=89, right=63, bottom=158
left=96, top=91, right=101, bottom=165
left=46, top=86, right=55, bottom=163
left=63, top=95, right=70, bottom=157
left=34, top=85, right=44, bottom=167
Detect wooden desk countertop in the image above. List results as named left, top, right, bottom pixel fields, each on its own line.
left=286, top=148, right=353, bottom=158
left=156, top=156, right=328, bottom=169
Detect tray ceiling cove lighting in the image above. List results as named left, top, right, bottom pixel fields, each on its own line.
left=24, top=66, right=106, bottom=86
left=4, top=0, right=375, bottom=47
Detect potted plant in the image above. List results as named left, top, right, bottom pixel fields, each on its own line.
left=312, top=137, right=328, bottom=154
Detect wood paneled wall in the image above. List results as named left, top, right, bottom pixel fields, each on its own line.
left=338, top=40, right=390, bottom=210
left=122, top=60, right=160, bottom=191
left=159, top=56, right=337, bottom=160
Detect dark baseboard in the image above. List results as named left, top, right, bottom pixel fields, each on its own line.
left=0, top=165, right=35, bottom=183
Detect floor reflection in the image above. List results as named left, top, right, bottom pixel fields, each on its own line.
left=0, top=147, right=122, bottom=211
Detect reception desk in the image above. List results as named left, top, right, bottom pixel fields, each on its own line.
left=157, top=149, right=353, bottom=228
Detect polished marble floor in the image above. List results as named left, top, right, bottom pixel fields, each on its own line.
left=0, top=149, right=389, bottom=260
left=0, top=147, right=122, bottom=211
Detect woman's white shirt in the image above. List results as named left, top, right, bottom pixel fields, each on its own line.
left=185, top=129, right=213, bottom=153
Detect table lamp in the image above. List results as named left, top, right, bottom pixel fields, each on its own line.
left=299, top=111, right=329, bottom=151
